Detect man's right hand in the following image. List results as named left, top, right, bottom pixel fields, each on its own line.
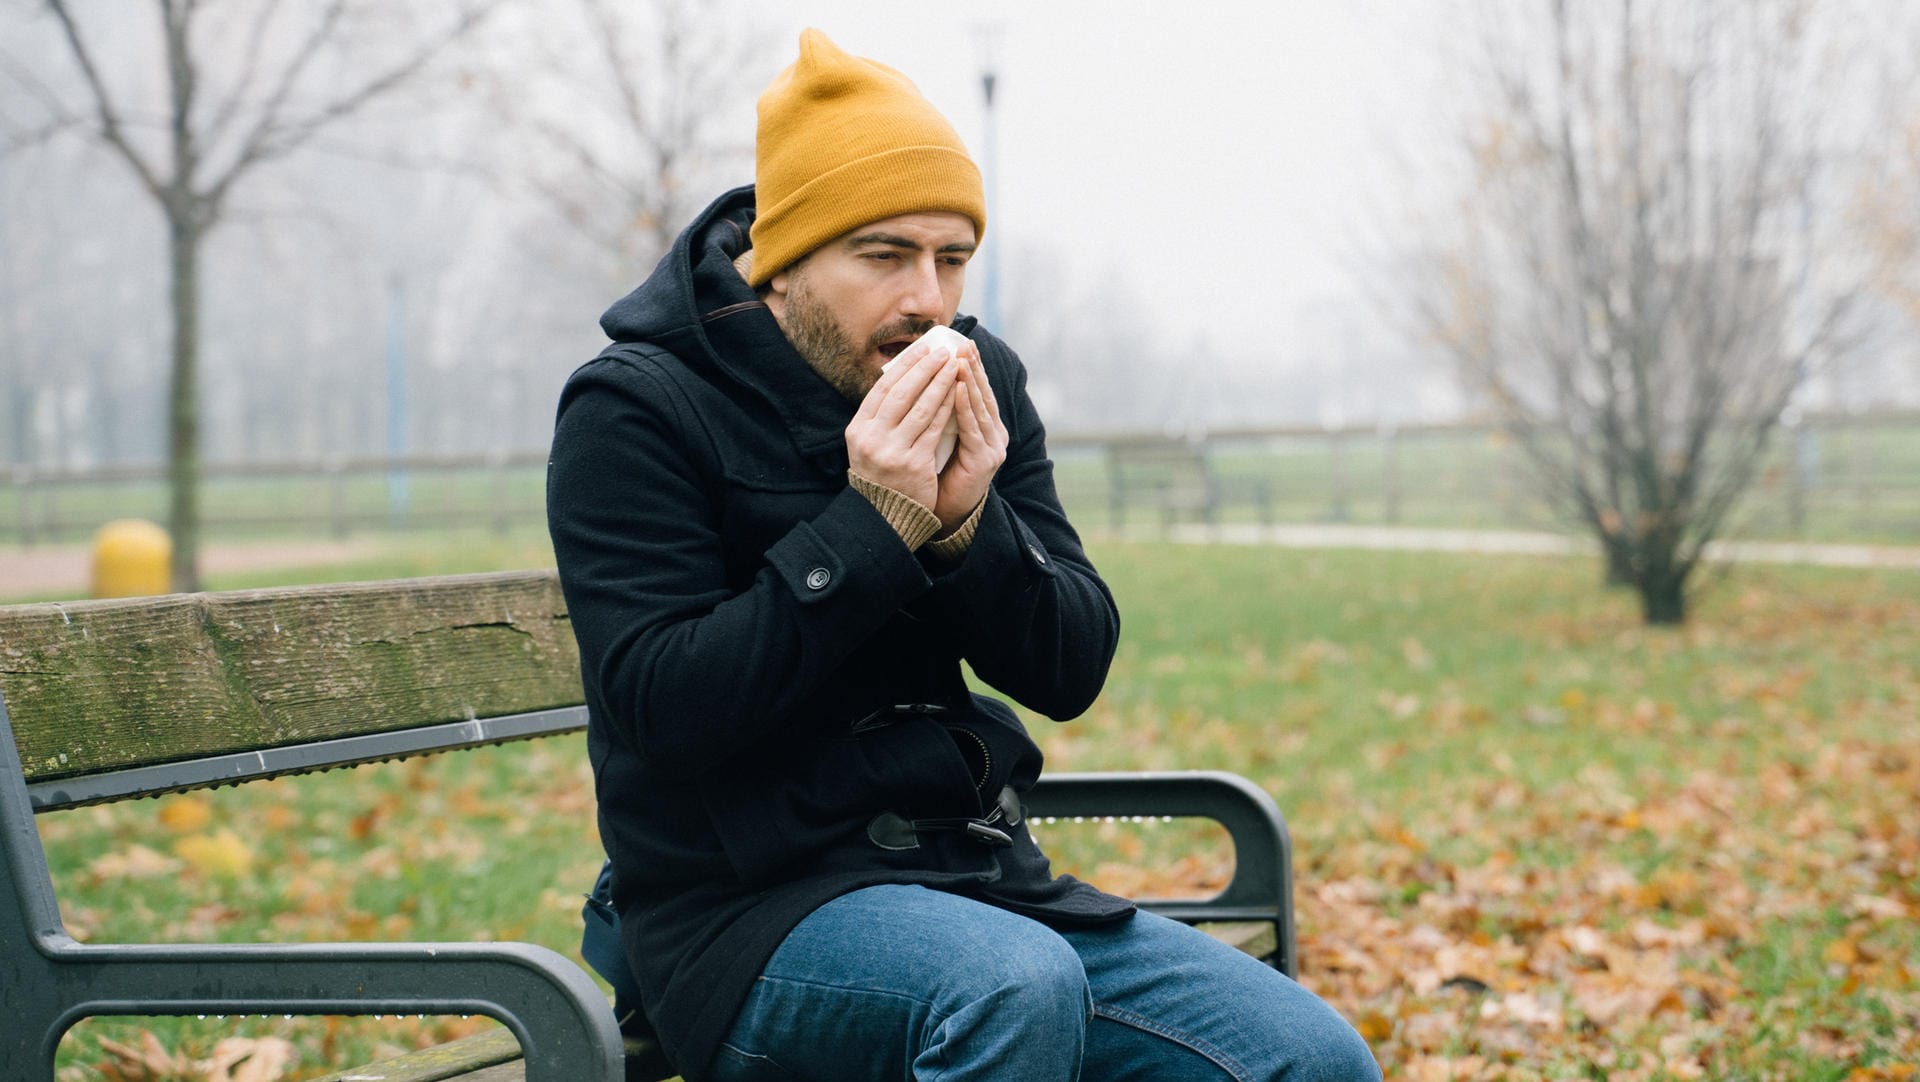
left=845, top=340, right=962, bottom=510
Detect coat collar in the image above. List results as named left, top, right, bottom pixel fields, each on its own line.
left=684, top=191, right=859, bottom=465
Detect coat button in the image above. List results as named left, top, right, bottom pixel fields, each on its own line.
left=1027, top=545, right=1047, bottom=566
left=805, top=567, right=832, bottom=590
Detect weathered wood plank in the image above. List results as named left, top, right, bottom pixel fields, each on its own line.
left=315, top=1029, right=671, bottom=1082
left=1196, top=919, right=1278, bottom=961
left=0, top=571, right=582, bottom=781
left=308, top=1027, right=523, bottom=1082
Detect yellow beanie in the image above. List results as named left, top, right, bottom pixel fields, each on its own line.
left=748, top=29, right=986, bottom=287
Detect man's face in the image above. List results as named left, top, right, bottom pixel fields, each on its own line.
left=766, top=211, right=977, bottom=401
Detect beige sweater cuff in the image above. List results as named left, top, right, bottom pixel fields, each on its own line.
left=928, top=497, right=985, bottom=561
left=848, top=470, right=942, bottom=550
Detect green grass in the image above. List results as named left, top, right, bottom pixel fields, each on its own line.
left=25, top=540, right=1920, bottom=1079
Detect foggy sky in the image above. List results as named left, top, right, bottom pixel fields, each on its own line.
left=738, top=2, right=1449, bottom=405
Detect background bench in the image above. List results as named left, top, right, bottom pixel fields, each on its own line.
left=1, top=570, right=1295, bottom=1081
left=1106, top=436, right=1219, bottom=530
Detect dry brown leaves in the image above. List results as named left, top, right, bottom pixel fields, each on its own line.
left=1291, top=736, right=1920, bottom=1079
left=87, top=1034, right=292, bottom=1082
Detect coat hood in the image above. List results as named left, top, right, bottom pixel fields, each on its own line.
left=595, top=185, right=855, bottom=460
left=599, top=185, right=760, bottom=347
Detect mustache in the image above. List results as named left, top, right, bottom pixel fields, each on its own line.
left=866, top=319, right=937, bottom=350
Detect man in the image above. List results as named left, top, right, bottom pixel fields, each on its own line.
left=547, top=28, right=1379, bottom=1082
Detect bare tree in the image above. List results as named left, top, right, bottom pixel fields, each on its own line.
left=1859, top=16, right=1920, bottom=336
left=13, top=0, right=494, bottom=590
left=1398, top=0, right=1883, bottom=624
left=510, top=0, right=765, bottom=280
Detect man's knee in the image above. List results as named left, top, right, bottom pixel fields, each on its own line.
left=955, top=921, right=1091, bottom=1023
left=912, top=919, right=1089, bottom=1079
left=1284, top=1019, right=1381, bottom=1082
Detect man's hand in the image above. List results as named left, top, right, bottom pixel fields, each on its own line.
left=845, top=338, right=961, bottom=510
left=933, top=346, right=1008, bottom=533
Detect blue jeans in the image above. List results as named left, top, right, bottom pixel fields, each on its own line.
left=707, top=884, right=1380, bottom=1082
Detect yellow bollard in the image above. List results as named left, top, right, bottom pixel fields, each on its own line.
left=91, top=519, right=173, bottom=598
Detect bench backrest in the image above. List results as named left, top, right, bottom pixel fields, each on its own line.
left=0, top=570, right=584, bottom=811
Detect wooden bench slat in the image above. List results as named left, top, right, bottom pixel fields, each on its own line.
left=0, top=571, right=580, bottom=782
left=321, top=1029, right=671, bottom=1082
left=1198, top=919, right=1278, bottom=960
left=310, top=1027, right=523, bottom=1082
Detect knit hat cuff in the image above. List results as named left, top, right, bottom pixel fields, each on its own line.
left=749, top=144, right=986, bottom=287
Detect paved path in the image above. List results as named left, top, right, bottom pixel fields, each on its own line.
left=5, top=526, right=1916, bottom=602
left=1157, top=523, right=1920, bottom=571
left=0, top=539, right=383, bottom=601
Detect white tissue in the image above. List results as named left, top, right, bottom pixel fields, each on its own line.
left=880, top=326, right=968, bottom=470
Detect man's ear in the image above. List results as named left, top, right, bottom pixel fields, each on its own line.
left=763, top=265, right=792, bottom=319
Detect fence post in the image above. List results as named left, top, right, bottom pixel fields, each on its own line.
left=1381, top=425, right=1401, bottom=525
left=1853, top=420, right=1875, bottom=523
left=43, top=475, right=58, bottom=545
left=327, top=459, right=349, bottom=540
left=490, top=452, right=511, bottom=537
left=1327, top=429, right=1349, bottom=524
left=13, top=467, right=32, bottom=546
left=1787, top=418, right=1811, bottom=535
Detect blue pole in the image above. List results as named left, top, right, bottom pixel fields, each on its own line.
left=385, top=274, right=409, bottom=524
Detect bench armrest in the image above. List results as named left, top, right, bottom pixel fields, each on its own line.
left=1026, top=770, right=1296, bottom=977
left=15, top=937, right=622, bottom=1082
left=3, top=699, right=620, bottom=1081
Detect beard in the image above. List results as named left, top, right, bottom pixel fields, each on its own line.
left=781, top=268, right=933, bottom=402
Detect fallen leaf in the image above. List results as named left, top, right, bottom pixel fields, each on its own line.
left=156, top=796, right=213, bottom=833
left=1824, top=938, right=1860, bottom=966
left=89, top=844, right=182, bottom=881
left=94, top=1030, right=192, bottom=1080
left=204, top=1036, right=294, bottom=1082
left=1354, top=1010, right=1394, bottom=1041
left=1850, top=894, right=1910, bottom=921
left=174, top=829, right=256, bottom=878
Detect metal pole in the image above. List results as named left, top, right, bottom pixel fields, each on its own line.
left=975, top=25, right=1003, bottom=333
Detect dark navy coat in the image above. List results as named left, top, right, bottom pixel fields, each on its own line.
left=546, top=186, right=1130, bottom=1078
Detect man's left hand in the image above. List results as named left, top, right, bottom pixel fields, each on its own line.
left=933, top=345, right=1008, bottom=534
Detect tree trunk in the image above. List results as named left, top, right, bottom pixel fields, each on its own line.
left=1638, top=572, right=1688, bottom=625
left=1636, top=535, right=1689, bottom=625
left=1601, top=536, right=1636, bottom=588
left=166, top=212, right=201, bottom=593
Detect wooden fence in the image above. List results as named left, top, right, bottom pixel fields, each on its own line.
left=4, top=413, right=1918, bottom=547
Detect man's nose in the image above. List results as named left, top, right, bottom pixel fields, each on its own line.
left=898, top=257, right=944, bottom=321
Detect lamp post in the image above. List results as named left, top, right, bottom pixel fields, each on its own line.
left=974, top=23, right=1003, bottom=333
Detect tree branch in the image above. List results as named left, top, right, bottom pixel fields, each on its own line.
left=198, top=0, right=292, bottom=152
left=44, top=0, right=167, bottom=199
left=202, top=0, right=347, bottom=209
left=204, top=2, right=495, bottom=218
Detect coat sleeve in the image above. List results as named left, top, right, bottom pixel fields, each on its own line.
left=547, top=357, right=933, bottom=775
left=911, top=335, right=1121, bottom=720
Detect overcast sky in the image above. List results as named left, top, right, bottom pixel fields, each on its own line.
left=736, top=2, right=1448, bottom=371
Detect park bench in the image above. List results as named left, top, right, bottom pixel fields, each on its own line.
left=1105, top=436, right=1219, bottom=531
left=1, top=570, right=1297, bottom=1082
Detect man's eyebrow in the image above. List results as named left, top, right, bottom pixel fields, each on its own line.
left=844, top=231, right=977, bottom=255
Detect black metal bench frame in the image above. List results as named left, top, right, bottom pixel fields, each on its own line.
left=4, top=698, right=1294, bottom=1082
